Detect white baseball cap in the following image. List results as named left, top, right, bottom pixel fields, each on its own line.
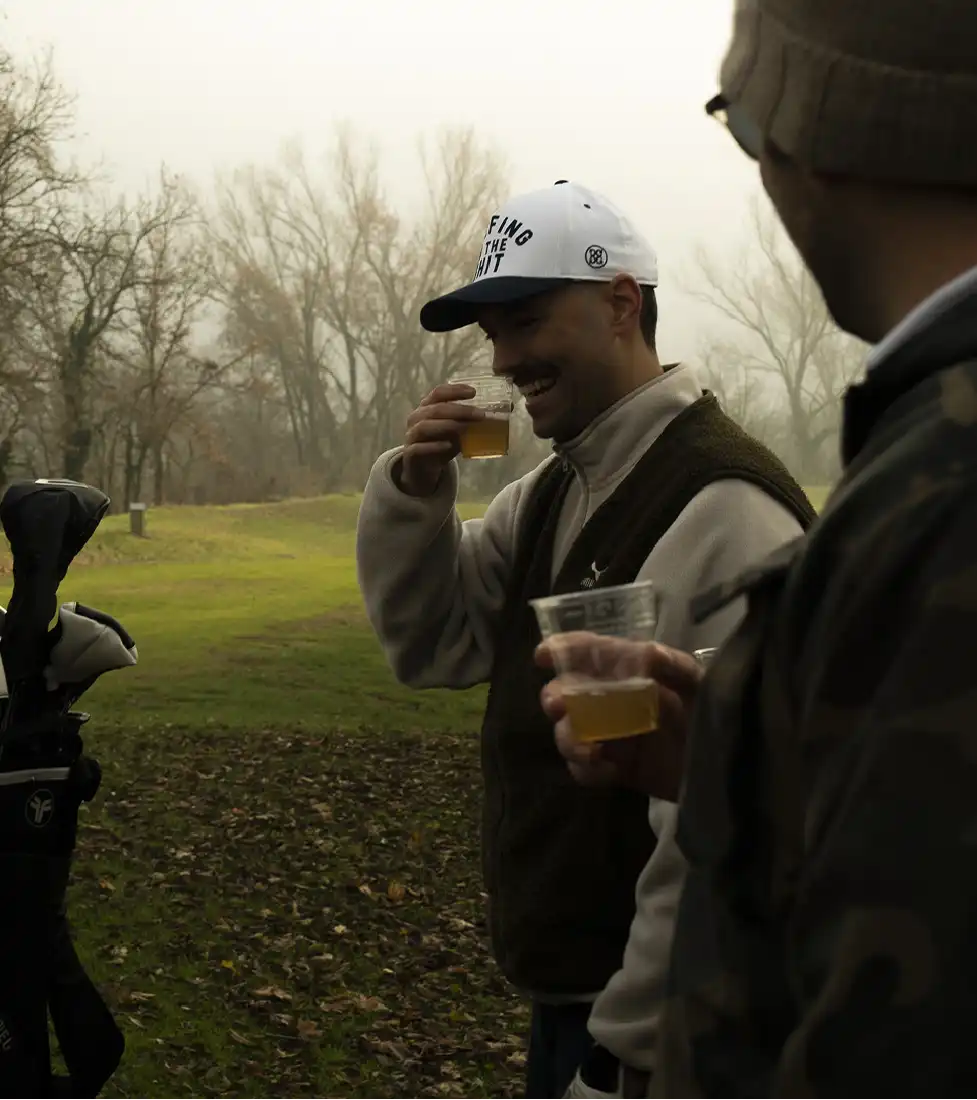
left=420, top=180, right=659, bottom=332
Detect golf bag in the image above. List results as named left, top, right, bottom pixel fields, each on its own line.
left=0, top=480, right=137, bottom=1097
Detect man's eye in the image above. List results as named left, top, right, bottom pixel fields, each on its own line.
left=513, top=315, right=538, bottom=330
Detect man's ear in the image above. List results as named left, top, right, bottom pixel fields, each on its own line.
left=606, top=274, right=643, bottom=336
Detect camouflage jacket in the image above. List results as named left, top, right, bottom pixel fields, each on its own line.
left=654, top=286, right=977, bottom=1095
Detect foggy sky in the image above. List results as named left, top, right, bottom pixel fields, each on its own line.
left=1, top=0, right=761, bottom=359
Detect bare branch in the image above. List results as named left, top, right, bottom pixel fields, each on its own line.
left=684, top=194, right=867, bottom=483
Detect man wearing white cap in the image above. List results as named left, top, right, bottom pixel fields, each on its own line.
left=356, top=181, right=814, bottom=1096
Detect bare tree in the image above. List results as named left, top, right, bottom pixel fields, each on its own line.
left=21, top=175, right=203, bottom=482
left=688, top=196, right=867, bottom=483
left=210, top=125, right=508, bottom=490
left=170, top=357, right=300, bottom=503
left=0, top=48, right=81, bottom=327
left=324, top=125, right=508, bottom=463
left=99, top=173, right=245, bottom=505
left=0, top=48, right=90, bottom=484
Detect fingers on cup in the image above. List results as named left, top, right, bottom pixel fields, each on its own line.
left=644, top=642, right=704, bottom=695
left=423, top=383, right=477, bottom=405
left=540, top=679, right=566, bottom=720
left=555, top=717, right=599, bottom=765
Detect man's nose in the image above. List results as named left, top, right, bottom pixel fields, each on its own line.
left=492, top=339, right=520, bottom=378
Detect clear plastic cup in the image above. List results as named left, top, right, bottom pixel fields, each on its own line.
left=448, top=372, right=513, bottom=460
left=531, top=580, right=660, bottom=743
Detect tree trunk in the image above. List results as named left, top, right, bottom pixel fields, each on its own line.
left=0, top=437, right=12, bottom=492
left=61, top=344, right=93, bottom=482
left=99, top=427, right=118, bottom=507
left=63, top=426, right=92, bottom=482
left=123, top=430, right=148, bottom=507
left=153, top=439, right=165, bottom=505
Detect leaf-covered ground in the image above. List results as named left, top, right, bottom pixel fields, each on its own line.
left=72, top=724, right=527, bottom=1098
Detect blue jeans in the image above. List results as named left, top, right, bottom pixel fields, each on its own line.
left=526, top=1000, right=594, bottom=1097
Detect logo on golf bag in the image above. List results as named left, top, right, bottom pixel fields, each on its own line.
left=25, top=789, right=54, bottom=828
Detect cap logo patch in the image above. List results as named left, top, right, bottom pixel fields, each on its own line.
left=585, top=245, right=608, bottom=269
left=473, top=215, right=535, bottom=279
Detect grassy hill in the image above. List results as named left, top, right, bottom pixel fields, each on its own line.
left=0, top=495, right=491, bottom=734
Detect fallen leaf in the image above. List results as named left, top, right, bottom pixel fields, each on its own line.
left=69, top=718, right=527, bottom=1096
left=253, top=985, right=291, bottom=1002
left=296, top=1018, right=321, bottom=1040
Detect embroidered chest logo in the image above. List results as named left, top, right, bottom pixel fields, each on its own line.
left=580, top=561, right=606, bottom=589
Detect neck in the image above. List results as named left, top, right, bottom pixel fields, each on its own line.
left=607, top=346, right=663, bottom=404
left=871, top=194, right=977, bottom=337
left=551, top=347, right=665, bottom=444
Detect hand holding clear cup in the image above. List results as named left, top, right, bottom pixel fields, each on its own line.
left=448, top=372, right=514, bottom=460
left=531, top=581, right=661, bottom=743
left=533, top=581, right=705, bottom=800
left=399, top=373, right=513, bottom=496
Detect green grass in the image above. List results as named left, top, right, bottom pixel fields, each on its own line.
left=6, top=487, right=827, bottom=1098
left=0, top=495, right=491, bottom=735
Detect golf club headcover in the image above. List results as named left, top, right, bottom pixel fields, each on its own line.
left=0, top=602, right=138, bottom=704
left=44, top=602, right=138, bottom=699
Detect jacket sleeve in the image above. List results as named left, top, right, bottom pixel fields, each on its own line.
left=636, top=477, right=807, bottom=651
left=355, top=448, right=551, bottom=690
left=775, top=497, right=977, bottom=1095
left=587, top=478, right=806, bottom=1072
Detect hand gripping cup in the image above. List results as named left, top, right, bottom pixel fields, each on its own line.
left=449, top=372, right=513, bottom=459
left=532, top=580, right=660, bottom=743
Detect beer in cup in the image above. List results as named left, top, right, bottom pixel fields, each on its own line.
left=531, top=580, right=660, bottom=743
left=448, top=372, right=513, bottom=459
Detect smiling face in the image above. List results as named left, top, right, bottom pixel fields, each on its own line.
left=475, top=278, right=650, bottom=443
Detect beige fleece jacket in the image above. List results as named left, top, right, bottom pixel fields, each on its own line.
left=355, top=364, right=803, bottom=1066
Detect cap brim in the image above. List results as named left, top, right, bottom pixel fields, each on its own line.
left=706, top=94, right=763, bottom=161
left=419, top=276, right=568, bottom=333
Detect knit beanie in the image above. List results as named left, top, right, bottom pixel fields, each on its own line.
left=717, top=0, right=977, bottom=185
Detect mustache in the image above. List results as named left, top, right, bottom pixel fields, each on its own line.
left=506, top=362, right=559, bottom=388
